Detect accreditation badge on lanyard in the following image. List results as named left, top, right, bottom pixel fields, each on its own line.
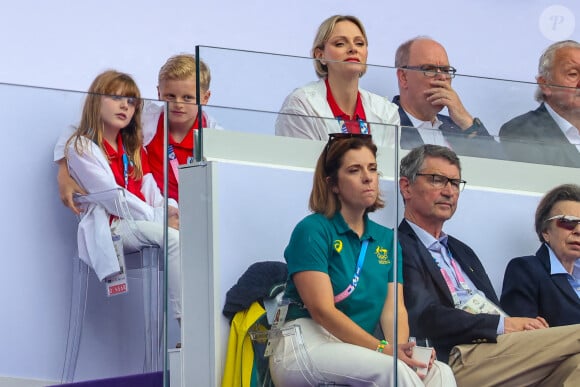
left=105, top=232, right=129, bottom=296
left=461, top=293, right=509, bottom=317
left=439, top=252, right=508, bottom=317
left=263, top=300, right=289, bottom=357
left=107, top=144, right=130, bottom=297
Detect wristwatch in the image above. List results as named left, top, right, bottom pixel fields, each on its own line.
left=464, top=117, right=483, bottom=136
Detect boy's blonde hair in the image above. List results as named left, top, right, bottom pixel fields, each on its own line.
left=158, top=54, right=211, bottom=91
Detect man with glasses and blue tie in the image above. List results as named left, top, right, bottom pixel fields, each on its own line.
left=398, top=144, right=580, bottom=386
left=393, top=37, right=501, bottom=159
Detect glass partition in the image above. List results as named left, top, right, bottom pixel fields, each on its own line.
left=3, top=42, right=578, bottom=387
left=183, top=45, right=579, bottom=386
left=196, top=44, right=580, bottom=167
left=1, top=82, right=85, bottom=386
left=0, top=81, right=173, bottom=385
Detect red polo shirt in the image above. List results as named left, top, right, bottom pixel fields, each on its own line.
left=325, top=78, right=368, bottom=134
left=146, top=112, right=207, bottom=201
left=104, top=133, right=147, bottom=202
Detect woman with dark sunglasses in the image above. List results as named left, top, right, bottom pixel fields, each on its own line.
left=501, top=183, right=580, bottom=326
left=268, top=134, right=455, bottom=386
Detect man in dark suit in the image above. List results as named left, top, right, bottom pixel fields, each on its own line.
left=398, top=144, right=580, bottom=386
left=394, top=37, right=502, bottom=159
left=499, top=40, right=580, bottom=168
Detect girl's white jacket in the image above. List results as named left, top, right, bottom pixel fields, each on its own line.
left=67, top=137, right=175, bottom=280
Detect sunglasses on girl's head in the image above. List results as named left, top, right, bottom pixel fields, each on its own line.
left=545, top=215, right=580, bottom=231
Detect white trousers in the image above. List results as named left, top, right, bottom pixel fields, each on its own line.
left=115, top=219, right=181, bottom=320
left=269, top=318, right=456, bottom=387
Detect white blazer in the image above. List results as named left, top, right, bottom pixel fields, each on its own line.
left=274, top=80, right=400, bottom=146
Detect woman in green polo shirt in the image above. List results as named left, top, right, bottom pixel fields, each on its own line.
left=269, top=133, right=456, bottom=386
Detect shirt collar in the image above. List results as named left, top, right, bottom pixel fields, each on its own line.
left=404, top=109, right=443, bottom=129
left=546, top=243, right=580, bottom=279
left=331, top=212, right=376, bottom=241
left=544, top=103, right=580, bottom=145
left=547, top=243, right=568, bottom=275
left=157, top=111, right=206, bottom=147
left=406, top=219, right=448, bottom=250
left=574, top=260, right=580, bottom=280
left=103, top=132, right=123, bottom=158
left=324, top=78, right=366, bottom=121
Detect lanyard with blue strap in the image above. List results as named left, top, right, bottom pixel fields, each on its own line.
left=265, top=238, right=370, bottom=355
left=336, top=116, right=369, bottom=135
left=109, top=143, right=130, bottom=296
left=121, top=145, right=130, bottom=189
left=334, top=239, right=369, bottom=303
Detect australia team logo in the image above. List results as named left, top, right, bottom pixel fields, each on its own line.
left=333, top=239, right=343, bottom=253
left=375, top=246, right=390, bottom=264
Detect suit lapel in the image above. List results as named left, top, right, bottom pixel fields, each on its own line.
left=446, top=243, right=479, bottom=286
left=552, top=275, right=580, bottom=305
left=392, top=96, right=425, bottom=149
left=537, top=245, right=580, bottom=306
left=446, top=239, right=501, bottom=304
left=535, top=104, right=580, bottom=167
left=536, top=104, right=570, bottom=143
left=400, top=220, right=455, bottom=305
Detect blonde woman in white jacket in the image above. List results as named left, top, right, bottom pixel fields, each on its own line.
left=275, top=15, right=400, bottom=146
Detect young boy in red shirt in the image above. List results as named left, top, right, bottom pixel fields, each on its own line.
left=143, top=54, right=221, bottom=201
left=55, top=54, right=221, bottom=211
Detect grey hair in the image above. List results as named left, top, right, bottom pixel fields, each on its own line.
left=400, top=144, right=461, bottom=182
left=394, top=35, right=435, bottom=68
left=534, top=40, right=580, bottom=102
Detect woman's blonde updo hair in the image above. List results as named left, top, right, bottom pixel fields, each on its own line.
left=311, top=15, right=368, bottom=79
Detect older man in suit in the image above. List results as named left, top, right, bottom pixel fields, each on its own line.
left=499, top=40, right=580, bottom=167
left=398, top=144, right=580, bottom=386
left=393, top=37, right=502, bottom=159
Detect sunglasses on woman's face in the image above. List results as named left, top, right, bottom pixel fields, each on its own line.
left=545, top=215, right=580, bottom=231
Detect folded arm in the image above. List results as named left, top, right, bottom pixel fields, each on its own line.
left=67, top=138, right=156, bottom=221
